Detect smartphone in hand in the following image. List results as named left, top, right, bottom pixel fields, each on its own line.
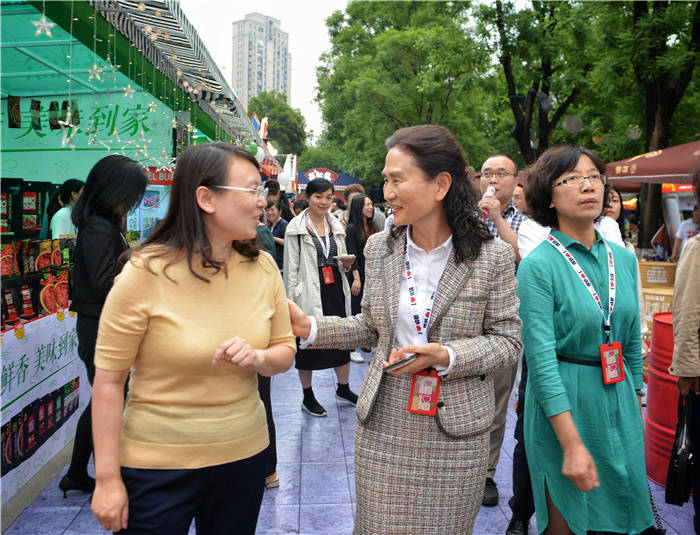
left=383, top=354, right=417, bottom=372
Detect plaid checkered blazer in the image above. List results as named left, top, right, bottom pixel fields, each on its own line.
left=314, top=227, right=522, bottom=438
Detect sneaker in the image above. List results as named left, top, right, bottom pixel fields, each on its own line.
left=336, top=384, right=358, bottom=406
left=350, top=351, right=365, bottom=363
left=301, top=397, right=327, bottom=417
left=482, top=477, right=499, bottom=506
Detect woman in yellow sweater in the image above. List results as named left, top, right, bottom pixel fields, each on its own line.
left=89, top=143, right=296, bottom=534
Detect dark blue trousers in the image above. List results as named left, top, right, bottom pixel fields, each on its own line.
left=509, top=352, right=535, bottom=523
left=117, top=449, right=267, bottom=535
left=693, top=393, right=700, bottom=534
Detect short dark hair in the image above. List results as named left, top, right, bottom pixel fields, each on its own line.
left=481, top=153, right=518, bottom=174
left=385, top=124, right=492, bottom=262
left=72, top=155, right=147, bottom=229
left=525, top=145, right=607, bottom=228
left=305, top=178, right=334, bottom=197
left=266, top=199, right=281, bottom=211
left=607, top=186, right=626, bottom=239
left=141, top=142, right=260, bottom=282
left=265, top=178, right=281, bottom=196
left=332, top=197, right=346, bottom=210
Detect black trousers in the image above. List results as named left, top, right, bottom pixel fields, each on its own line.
left=509, top=352, right=535, bottom=522
left=66, top=313, right=99, bottom=481
left=117, top=449, right=267, bottom=535
left=257, top=373, right=277, bottom=477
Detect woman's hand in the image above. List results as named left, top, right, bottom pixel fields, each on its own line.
left=561, top=443, right=599, bottom=492
left=351, top=279, right=362, bottom=296
left=339, top=255, right=356, bottom=270
left=288, top=300, right=311, bottom=338
left=677, top=376, right=700, bottom=396
left=382, top=343, right=450, bottom=377
left=91, top=477, right=129, bottom=532
left=212, top=337, right=264, bottom=370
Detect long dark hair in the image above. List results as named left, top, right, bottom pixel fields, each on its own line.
left=141, top=143, right=260, bottom=283
left=348, top=194, right=377, bottom=248
left=47, top=179, right=84, bottom=222
left=72, top=155, right=147, bottom=229
left=385, top=125, right=492, bottom=263
left=525, top=145, right=608, bottom=228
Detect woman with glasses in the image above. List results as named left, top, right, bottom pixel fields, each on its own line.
left=517, top=145, right=653, bottom=535
left=89, top=143, right=296, bottom=535
left=283, top=178, right=358, bottom=417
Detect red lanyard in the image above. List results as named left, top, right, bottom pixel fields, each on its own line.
left=403, top=241, right=446, bottom=343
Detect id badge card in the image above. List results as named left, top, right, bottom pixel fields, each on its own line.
left=322, top=266, right=335, bottom=285
left=599, top=341, right=625, bottom=385
left=408, top=369, right=441, bottom=415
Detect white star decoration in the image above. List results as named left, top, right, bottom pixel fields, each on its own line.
left=134, top=128, right=152, bottom=160
left=31, top=14, right=56, bottom=37
left=57, top=111, right=77, bottom=150
left=122, top=84, right=136, bottom=98
left=147, top=100, right=158, bottom=112
left=85, top=123, right=98, bottom=146
left=88, top=63, right=104, bottom=81
left=99, top=130, right=134, bottom=153
left=155, top=148, right=176, bottom=172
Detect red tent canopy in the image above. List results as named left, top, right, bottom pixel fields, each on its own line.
left=605, top=140, right=700, bottom=192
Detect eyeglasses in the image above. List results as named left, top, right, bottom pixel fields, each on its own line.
left=210, top=185, right=268, bottom=198
left=552, top=174, right=607, bottom=189
left=482, top=171, right=515, bottom=180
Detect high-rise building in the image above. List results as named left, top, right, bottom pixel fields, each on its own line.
left=232, top=13, right=291, bottom=110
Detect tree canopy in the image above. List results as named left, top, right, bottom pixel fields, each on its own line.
left=247, top=91, right=307, bottom=156
left=306, top=0, right=698, bottom=194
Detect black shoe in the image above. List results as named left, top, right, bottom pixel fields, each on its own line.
left=505, top=516, right=529, bottom=535
left=301, top=388, right=327, bottom=417
left=58, top=474, right=96, bottom=498
left=482, top=477, right=499, bottom=506
left=336, top=383, right=358, bottom=406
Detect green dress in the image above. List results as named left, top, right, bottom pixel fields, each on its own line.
left=517, top=230, right=653, bottom=535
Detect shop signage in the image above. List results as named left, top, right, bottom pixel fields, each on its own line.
left=145, top=167, right=173, bottom=186
left=0, top=312, right=89, bottom=505
left=661, top=183, right=695, bottom=194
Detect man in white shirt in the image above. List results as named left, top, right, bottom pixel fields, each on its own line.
left=671, top=206, right=699, bottom=261
left=478, top=154, right=526, bottom=509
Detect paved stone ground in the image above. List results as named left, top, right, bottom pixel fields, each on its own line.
left=4, top=354, right=694, bottom=534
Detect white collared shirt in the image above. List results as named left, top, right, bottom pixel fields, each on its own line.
left=303, top=228, right=456, bottom=375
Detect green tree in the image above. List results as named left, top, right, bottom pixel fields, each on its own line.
left=247, top=91, right=307, bottom=156
left=316, top=1, right=507, bottom=184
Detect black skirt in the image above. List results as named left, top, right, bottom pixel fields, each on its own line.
left=295, top=266, right=351, bottom=370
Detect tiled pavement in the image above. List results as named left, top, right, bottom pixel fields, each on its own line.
left=4, top=353, right=694, bottom=534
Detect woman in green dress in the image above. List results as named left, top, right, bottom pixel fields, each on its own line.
left=517, top=145, right=653, bottom=535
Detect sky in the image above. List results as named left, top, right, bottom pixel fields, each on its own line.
left=179, top=0, right=349, bottom=142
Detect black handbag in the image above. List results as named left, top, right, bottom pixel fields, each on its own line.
left=665, top=393, right=695, bottom=506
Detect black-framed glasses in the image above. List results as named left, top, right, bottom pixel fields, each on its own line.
left=482, top=171, right=515, bottom=180
left=552, top=174, right=607, bottom=189
left=210, top=185, right=268, bottom=198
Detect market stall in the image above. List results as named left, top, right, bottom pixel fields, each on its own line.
left=0, top=0, right=271, bottom=505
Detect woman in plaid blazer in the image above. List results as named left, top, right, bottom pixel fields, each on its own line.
left=289, top=125, right=522, bottom=534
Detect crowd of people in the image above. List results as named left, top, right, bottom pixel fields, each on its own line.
left=51, top=124, right=698, bottom=535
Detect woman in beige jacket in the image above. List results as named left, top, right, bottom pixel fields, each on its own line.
left=283, top=178, right=358, bottom=417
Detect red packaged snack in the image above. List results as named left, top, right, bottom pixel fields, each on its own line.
left=53, top=269, right=70, bottom=309
left=19, top=283, right=36, bottom=319
left=3, top=287, right=19, bottom=324
left=38, top=272, right=58, bottom=315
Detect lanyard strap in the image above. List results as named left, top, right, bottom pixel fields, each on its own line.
left=546, top=234, right=616, bottom=341
left=306, top=213, right=330, bottom=259
left=403, top=240, right=445, bottom=343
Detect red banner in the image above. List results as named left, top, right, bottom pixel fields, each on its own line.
left=661, top=183, right=695, bottom=194
left=144, top=167, right=173, bottom=186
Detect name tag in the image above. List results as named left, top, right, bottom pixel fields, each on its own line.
left=408, top=369, right=441, bottom=415
left=600, top=342, right=625, bottom=385
left=322, top=266, right=335, bottom=285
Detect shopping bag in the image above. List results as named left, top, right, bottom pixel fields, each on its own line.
left=665, top=393, right=695, bottom=506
